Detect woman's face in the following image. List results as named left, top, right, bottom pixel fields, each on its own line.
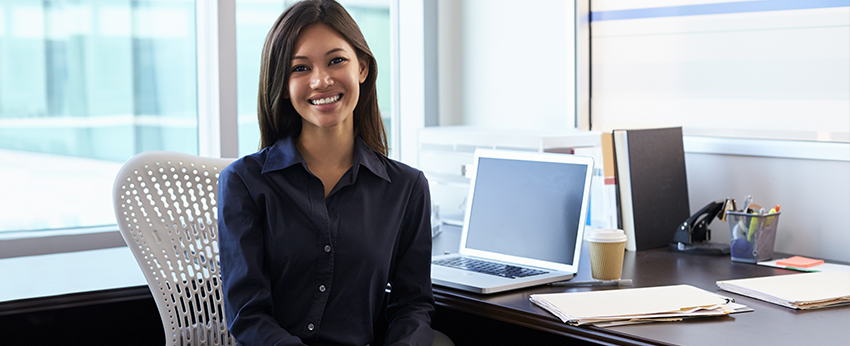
left=286, top=23, right=368, bottom=134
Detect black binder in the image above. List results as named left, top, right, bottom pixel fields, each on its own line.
left=612, top=127, right=690, bottom=251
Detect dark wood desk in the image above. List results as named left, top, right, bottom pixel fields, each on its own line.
left=0, top=247, right=149, bottom=316
left=431, top=225, right=850, bottom=346
left=0, top=247, right=162, bottom=345
left=3, top=230, right=847, bottom=345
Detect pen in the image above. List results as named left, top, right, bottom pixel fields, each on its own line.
left=713, top=293, right=736, bottom=304
left=741, top=195, right=753, bottom=213
left=784, top=266, right=820, bottom=273
left=549, top=279, right=633, bottom=287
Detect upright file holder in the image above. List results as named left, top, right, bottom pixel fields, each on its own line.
left=727, top=211, right=780, bottom=263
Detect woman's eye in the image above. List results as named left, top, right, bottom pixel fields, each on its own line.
left=329, top=57, right=346, bottom=65
left=291, top=65, right=308, bottom=73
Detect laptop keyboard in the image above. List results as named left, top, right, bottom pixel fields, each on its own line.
left=433, top=257, right=548, bottom=279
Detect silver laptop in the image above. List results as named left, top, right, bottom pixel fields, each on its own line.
left=431, top=149, right=594, bottom=294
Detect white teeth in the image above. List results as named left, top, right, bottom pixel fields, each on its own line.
left=310, top=94, right=340, bottom=105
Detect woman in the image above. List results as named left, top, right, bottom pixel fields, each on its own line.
left=217, top=1, right=435, bottom=345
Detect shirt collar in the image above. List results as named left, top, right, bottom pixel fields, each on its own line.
left=352, top=136, right=391, bottom=183
left=261, top=135, right=391, bottom=183
left=261, top=136, right=303, bottom=174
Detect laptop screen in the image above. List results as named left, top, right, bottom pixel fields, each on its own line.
left=462, top=150, right=593, bottom=268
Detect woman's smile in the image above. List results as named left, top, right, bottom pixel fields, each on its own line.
left=309, top=93, right=342, bottom=106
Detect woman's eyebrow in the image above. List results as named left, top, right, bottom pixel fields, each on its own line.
left=292, top=48, right=346, bottom=61
left=324, top=48, right=345, bottom=56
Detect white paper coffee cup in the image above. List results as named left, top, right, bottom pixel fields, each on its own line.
left=585, top=229, right=627, bottom=280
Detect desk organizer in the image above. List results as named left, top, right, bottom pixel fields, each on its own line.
left=727, top=211, right=780, bottom=263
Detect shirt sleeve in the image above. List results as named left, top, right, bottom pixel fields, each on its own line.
left=218, top=166, right=307, bottom=346
left=383, top=171, right=436, bottom=346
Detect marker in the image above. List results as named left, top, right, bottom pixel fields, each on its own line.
left=747, top=209, right=763, bottom=242
left=549, top=279, right=633, bottom=287
left=769, top=205, right=780, bottom=214
left=766, top=205, right=780, bottom=227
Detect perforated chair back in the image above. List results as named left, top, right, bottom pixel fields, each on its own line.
left=113, top=151, right=238, bottom=346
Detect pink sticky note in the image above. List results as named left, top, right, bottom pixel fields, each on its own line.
left=776, top=256, right=825, bottom=268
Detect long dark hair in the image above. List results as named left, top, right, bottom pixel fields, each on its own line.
left=257, top=0, right=387, bottom=156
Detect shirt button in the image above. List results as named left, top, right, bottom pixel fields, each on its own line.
left=307, top=323, right=315, bottom=331
left=319, top=285, right=326, bottom=292
left=324, top=245, right=331, bottom=253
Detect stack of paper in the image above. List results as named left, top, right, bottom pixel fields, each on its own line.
left=530, top=284, right=751, bottom=326
left=717, top=271, right=850, bottom=310
left=758, top=257, right=850, bottom=273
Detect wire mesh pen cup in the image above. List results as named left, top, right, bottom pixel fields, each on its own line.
left=727, top=211, right=780, bottom=263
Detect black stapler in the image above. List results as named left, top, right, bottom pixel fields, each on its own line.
left=668, top=201, right=731, bottom=255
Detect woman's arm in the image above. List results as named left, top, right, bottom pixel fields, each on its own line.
left=383, top=171, right=436, bottom=345
left=218, top=167, right=307, bottom=346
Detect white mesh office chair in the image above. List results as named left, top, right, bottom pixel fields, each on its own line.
left=113, top=151, right=237, bottom=346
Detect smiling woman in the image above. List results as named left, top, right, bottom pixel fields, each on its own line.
left=217, top=1, right=436, bottom=345
left=285, top=24, right=369, bottom=137
left=255, top=0, right=385, bottom=156
left=236, top=0, right=393, bottom=157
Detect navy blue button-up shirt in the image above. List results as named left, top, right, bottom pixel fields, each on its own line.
left=218, top=136, right=435, bottom=346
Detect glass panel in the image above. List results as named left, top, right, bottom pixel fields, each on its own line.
left=236, top=0, right=392, bottom=157
left=0, top=0, right=198, bottom=233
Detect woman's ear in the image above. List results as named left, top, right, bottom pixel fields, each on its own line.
left=359, top=59, right=369, bottom=84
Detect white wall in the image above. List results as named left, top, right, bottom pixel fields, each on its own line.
left=591, top=1, right=850, bottom=261
left=591, top=4, right=850, bottom=134
left=437, top=0, right=576, bottom=130
left=687, top=152, right=850, bottom=261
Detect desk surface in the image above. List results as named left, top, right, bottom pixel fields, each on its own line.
left=3, top=229, right=848, bottom=345
left=431, top=225, right=850, bottom=346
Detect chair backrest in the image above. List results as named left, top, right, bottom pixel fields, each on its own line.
left=113, top=151, right=238, bottom=346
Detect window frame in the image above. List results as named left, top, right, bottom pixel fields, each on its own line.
left=1, top=0, right=409, bottom=258
left=197, top=0, right=239, bottom=159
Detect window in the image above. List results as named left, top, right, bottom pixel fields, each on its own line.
left=0, top=0, right=399, bottom=244
left=0, top=0, right=198, bottom=234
